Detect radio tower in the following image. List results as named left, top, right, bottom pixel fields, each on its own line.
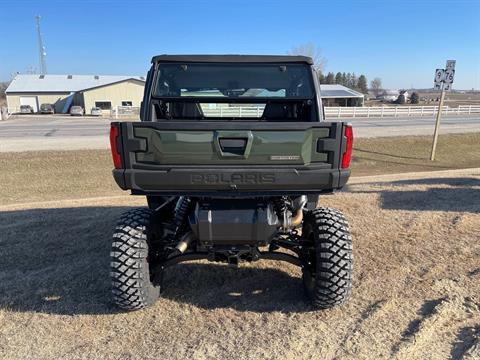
left=35, top=15, right=47, bottom=74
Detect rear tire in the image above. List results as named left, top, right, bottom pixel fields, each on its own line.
left=110, top=208, right=160, bottom=310
left=302, top=207, right=353, bottom=309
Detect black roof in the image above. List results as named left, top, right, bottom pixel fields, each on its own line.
left=151, top=54, right=313, bottom=65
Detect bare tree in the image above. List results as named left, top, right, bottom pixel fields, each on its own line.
left=370, top=77, right=383, bottom=98
left=288, top=42, right=326, bottom=71
left=0, top=82, right=9, bottom=98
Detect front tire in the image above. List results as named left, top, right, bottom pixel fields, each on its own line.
left=302, top=207, right=353, bottom=309
left=110, top=208, right=160, bottom=310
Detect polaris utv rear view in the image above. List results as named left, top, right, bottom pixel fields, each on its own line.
left=109, top=55, right=353, bottom=310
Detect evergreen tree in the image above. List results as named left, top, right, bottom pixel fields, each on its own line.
left=410, top=92, right=419, bottom=104
left=325, top=72, right=335, bottom=84
left=341, top=72, right=347, bottom=86
left=351, top=73, right=358, bottom=89
left=318, top=71, right=326, bottom=84
left=357, top=75, right=368, bottom=94
left=335, top=72, right=342, bottom=85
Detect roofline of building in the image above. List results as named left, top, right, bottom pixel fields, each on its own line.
left=5, top=77, right=146, bottom=94
left=78, top=77, right=146, bottom=92
left=5, top=91, right=73, bottom=95
left=320, top=94, right=365, bottom=98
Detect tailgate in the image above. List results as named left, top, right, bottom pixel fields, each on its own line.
left=111, top=121, right=351, bottom=195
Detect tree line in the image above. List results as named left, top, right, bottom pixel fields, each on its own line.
left=318, top=72, right=369, bottom=94
left=287, top=43, right=386, bottom=96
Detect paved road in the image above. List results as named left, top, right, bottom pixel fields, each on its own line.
left=0, top=114, right=479, bottom=151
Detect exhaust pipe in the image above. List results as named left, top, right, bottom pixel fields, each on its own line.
left=280, top=195, right=307, bottom=230
left=290, top=209, right=304, bottom=227
left=174, top=231, right=196, bottom=254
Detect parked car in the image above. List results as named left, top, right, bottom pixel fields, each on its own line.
left=40, top=103, right=55, bottom=114
left=91, top=107, right=102, bottom=116
left=20, top=105, right=34, bottom=114
left=70, top=106, right=84, bottom=116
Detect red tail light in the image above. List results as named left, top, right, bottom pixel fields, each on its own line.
left=341, top=124, right=353, bottom=169
left=109, top=124, right=122, bottom=169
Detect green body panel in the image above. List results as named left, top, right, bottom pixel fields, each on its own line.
left=134, top=127, right=330, bottom=165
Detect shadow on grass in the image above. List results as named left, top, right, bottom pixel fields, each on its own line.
left=346, top=177, right=480, bottom=214
left=351, top=154, right=451, bottom=170
left=450, top=325, right=480, bottom=359
left=0, top=206, right=308, bottom=316
left=161, top=263, right=308, bottom=312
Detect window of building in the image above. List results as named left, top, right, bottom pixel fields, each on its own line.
left=95, top=101, right=112, bottom=110
left=122, top=101, right=133, bottom=106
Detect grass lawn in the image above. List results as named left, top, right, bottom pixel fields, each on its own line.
left=0, top=132, right=478, bottom=205
left=351, top=132, right=480, bottom=176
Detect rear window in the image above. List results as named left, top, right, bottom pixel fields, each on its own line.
left=153, top=63, right=314, bottom=99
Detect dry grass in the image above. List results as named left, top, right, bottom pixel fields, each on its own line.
left=0, top=135, right=479, bottom=359
left=0, top=175, right=479, bottom=359
left=351, top=133, right=480, bottom=176
left=0, top=150, right=122, bottom=206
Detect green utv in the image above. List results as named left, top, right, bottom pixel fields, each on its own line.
left=109, top=55, right=354, bottom=310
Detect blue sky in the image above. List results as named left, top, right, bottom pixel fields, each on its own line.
left=0, top=0, right=479, bottom=89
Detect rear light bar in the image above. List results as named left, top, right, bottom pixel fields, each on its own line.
left=341, top=124, right=353, bottom=169
left=109, top=124, right=123, bottom=169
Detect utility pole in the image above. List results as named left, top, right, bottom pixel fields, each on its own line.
left=35, top=15, right=47, bottom=74
left=430, top=60, right=455, bottom=161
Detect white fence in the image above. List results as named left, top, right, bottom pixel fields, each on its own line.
left=324, top=105, right=480, bottom=118
left=202, top=105, right=266, bottom=118
left=6, top=104, right=480, bottom=120
left=200, top=105, right=480, bottom=119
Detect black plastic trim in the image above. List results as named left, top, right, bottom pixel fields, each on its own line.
left=113, top=167, right=350, bottom=196
left=151, top=54, right=313, bottom=64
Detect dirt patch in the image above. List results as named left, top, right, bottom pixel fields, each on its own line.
left=0, top=174, right=479, bottom=359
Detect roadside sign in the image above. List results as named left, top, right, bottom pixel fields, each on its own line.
left=434, top=68, right=445, bottom=84
left=431, top=59, right=456, bottom=161
left=446, top=60, right=456, bottom=70
left=444, top=69, right=455, bottom=84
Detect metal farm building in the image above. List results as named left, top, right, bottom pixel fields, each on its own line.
left=5, top=74, right=146, bottom=114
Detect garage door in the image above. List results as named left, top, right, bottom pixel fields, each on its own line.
left=20, top=96, right=39, bottom=112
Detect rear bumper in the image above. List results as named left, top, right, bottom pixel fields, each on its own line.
left=113, top=167, right=350, bottom=196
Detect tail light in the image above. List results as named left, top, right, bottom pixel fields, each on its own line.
left=109, top=124, right=123, bottom=169
left=341, top=124, right=353, bottom=169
